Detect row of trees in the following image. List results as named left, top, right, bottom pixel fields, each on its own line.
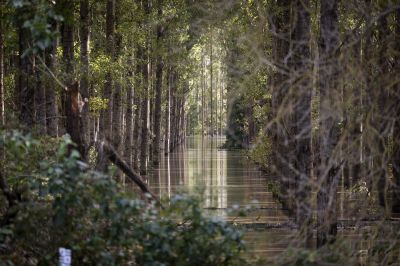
left=211, top=0, right=400, bottom=250
left=0, top=0, right=208, bottom=175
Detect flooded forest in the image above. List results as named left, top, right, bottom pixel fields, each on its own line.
left=1, top=0, right=400, bottom=265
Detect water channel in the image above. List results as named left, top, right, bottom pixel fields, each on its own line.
left=147, top=136, right=293, bottom=259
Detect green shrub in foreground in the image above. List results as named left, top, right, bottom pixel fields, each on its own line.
left=0, top=131, right=247, bottom=265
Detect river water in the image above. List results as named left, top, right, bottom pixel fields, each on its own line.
left=147, top=136, right=292, bottom=259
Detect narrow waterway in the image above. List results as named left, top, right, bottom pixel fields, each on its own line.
left=147, top=136, right=292, bottom=258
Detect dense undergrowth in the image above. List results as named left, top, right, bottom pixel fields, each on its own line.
left=0, top=131, right=247, bottom=265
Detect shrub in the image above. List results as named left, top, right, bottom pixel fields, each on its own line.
left=0, top=131, right=247, bottom=265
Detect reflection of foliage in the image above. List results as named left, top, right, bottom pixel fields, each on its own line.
left=0, top=131, right=248, bottom=265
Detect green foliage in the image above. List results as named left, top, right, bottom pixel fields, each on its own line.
left=249, top=133, right=272, bottom=170
left=12, top=0, right=63, bottom=56
left=89, top=97, right=109, bottom=117
left=0, top=131, right=247, bottom=265
left=224, top=96, right=246, bottom=149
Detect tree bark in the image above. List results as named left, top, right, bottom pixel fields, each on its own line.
left=80, top=0, right=90, bottom=145
left=291, top=0, right=312, bottom=242
left=18, top=13, right=35, bottom=128
left=164, top=65, right=170, bottom=155
left=132, top=49, right=142, bottom=170
left=112, top=0, right=123, bottom=153
left=46, top=25, right=59, bottom=137
left=0, top=0, right=4, bottom=126
left=317, top=0, right=340, bottom=247
left=153, top=1, right=163, bottom=165
left=34, top=61, right=47, bottom=134
left=124, top=55, right=134, bottom=167
left=100, top=0, right=115, bottom=142
left=392, top=9, right=400, bottom=216
left=139, top=52, right=149, bottom=175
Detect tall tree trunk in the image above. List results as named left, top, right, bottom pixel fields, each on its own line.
left=100, top=0, right=115, bottom=142
left=153, top=2, right=163, bottom=165
left=164, top=66, right=170, bottom=154
left=46, top=25, right=59, bottom=137
left=291, top=0, right=312, bottom=240
left=270, top=0, right=293, bottom=210
left=391, top=9, right=400, bottom=216
left=80, top=0, right=90, bottom=146
left=124, top=55, right=134, bottom=167
left=112, top=0, right=124, bottom=153
left=317, top=0, right=340, bottom=247
left=17, top=9, right=35, bottom=128
left=209, top=33, right=213, bottom=137
left=34, top=61, right=46, bottom=134
left=61, top=4, right=86, bottom=157
left=132, top=48, right=142, bottom=170
left=139, top=52, right=149, bottom=175
left=375, top=13, right=389, bottom=211
left=153, top=1, right=163, bottom=163
left=0, top=0, right=5, bottom=126
left=169, top=74, right=176, bottom=152
left=201, top=53, right=205, bottom=137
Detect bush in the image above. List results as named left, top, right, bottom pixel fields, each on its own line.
left=0, top=131, right=247, bottom=265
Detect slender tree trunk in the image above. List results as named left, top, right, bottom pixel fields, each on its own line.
left=18, top=12, right=35, bottom=128
left=392, top=9, right=400, bottom=216
left=291, top=0, right=312, bottom=240
left=209, top=33, right=213, bottom=137
left=100, top=0, right=115, bottom=142
left=124, top=55, right=134, bottom=166
left=139, top=52, right=149, bottom=175
left=61, top=8, right=85, bottom=157
left=317, top=0, right=340, bottom=247
left=80, top=0, right=90, bottom=145
left=164, top=66, right=170, bottom=154
left=376, top=14, right=389, bottom=211
left=153, top=3, right=164, bottom=165
left=169, top=74, right=176, bottom=152
left=132, top=71, right=141, bottom=170
left=201, top=53, right=205, bottom=137
left=34, top=60, right=46, bottom=134
left=0, top=0, right=4, bottom=126
left=270, top=0, right=293, bottom=210
left=46, top=25, right=59, bottom=137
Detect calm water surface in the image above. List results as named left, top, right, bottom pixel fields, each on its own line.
left=147, top=136, right=292, bottom=258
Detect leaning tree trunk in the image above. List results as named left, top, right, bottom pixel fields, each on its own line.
left=317, top=0, right=340, bottom=247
